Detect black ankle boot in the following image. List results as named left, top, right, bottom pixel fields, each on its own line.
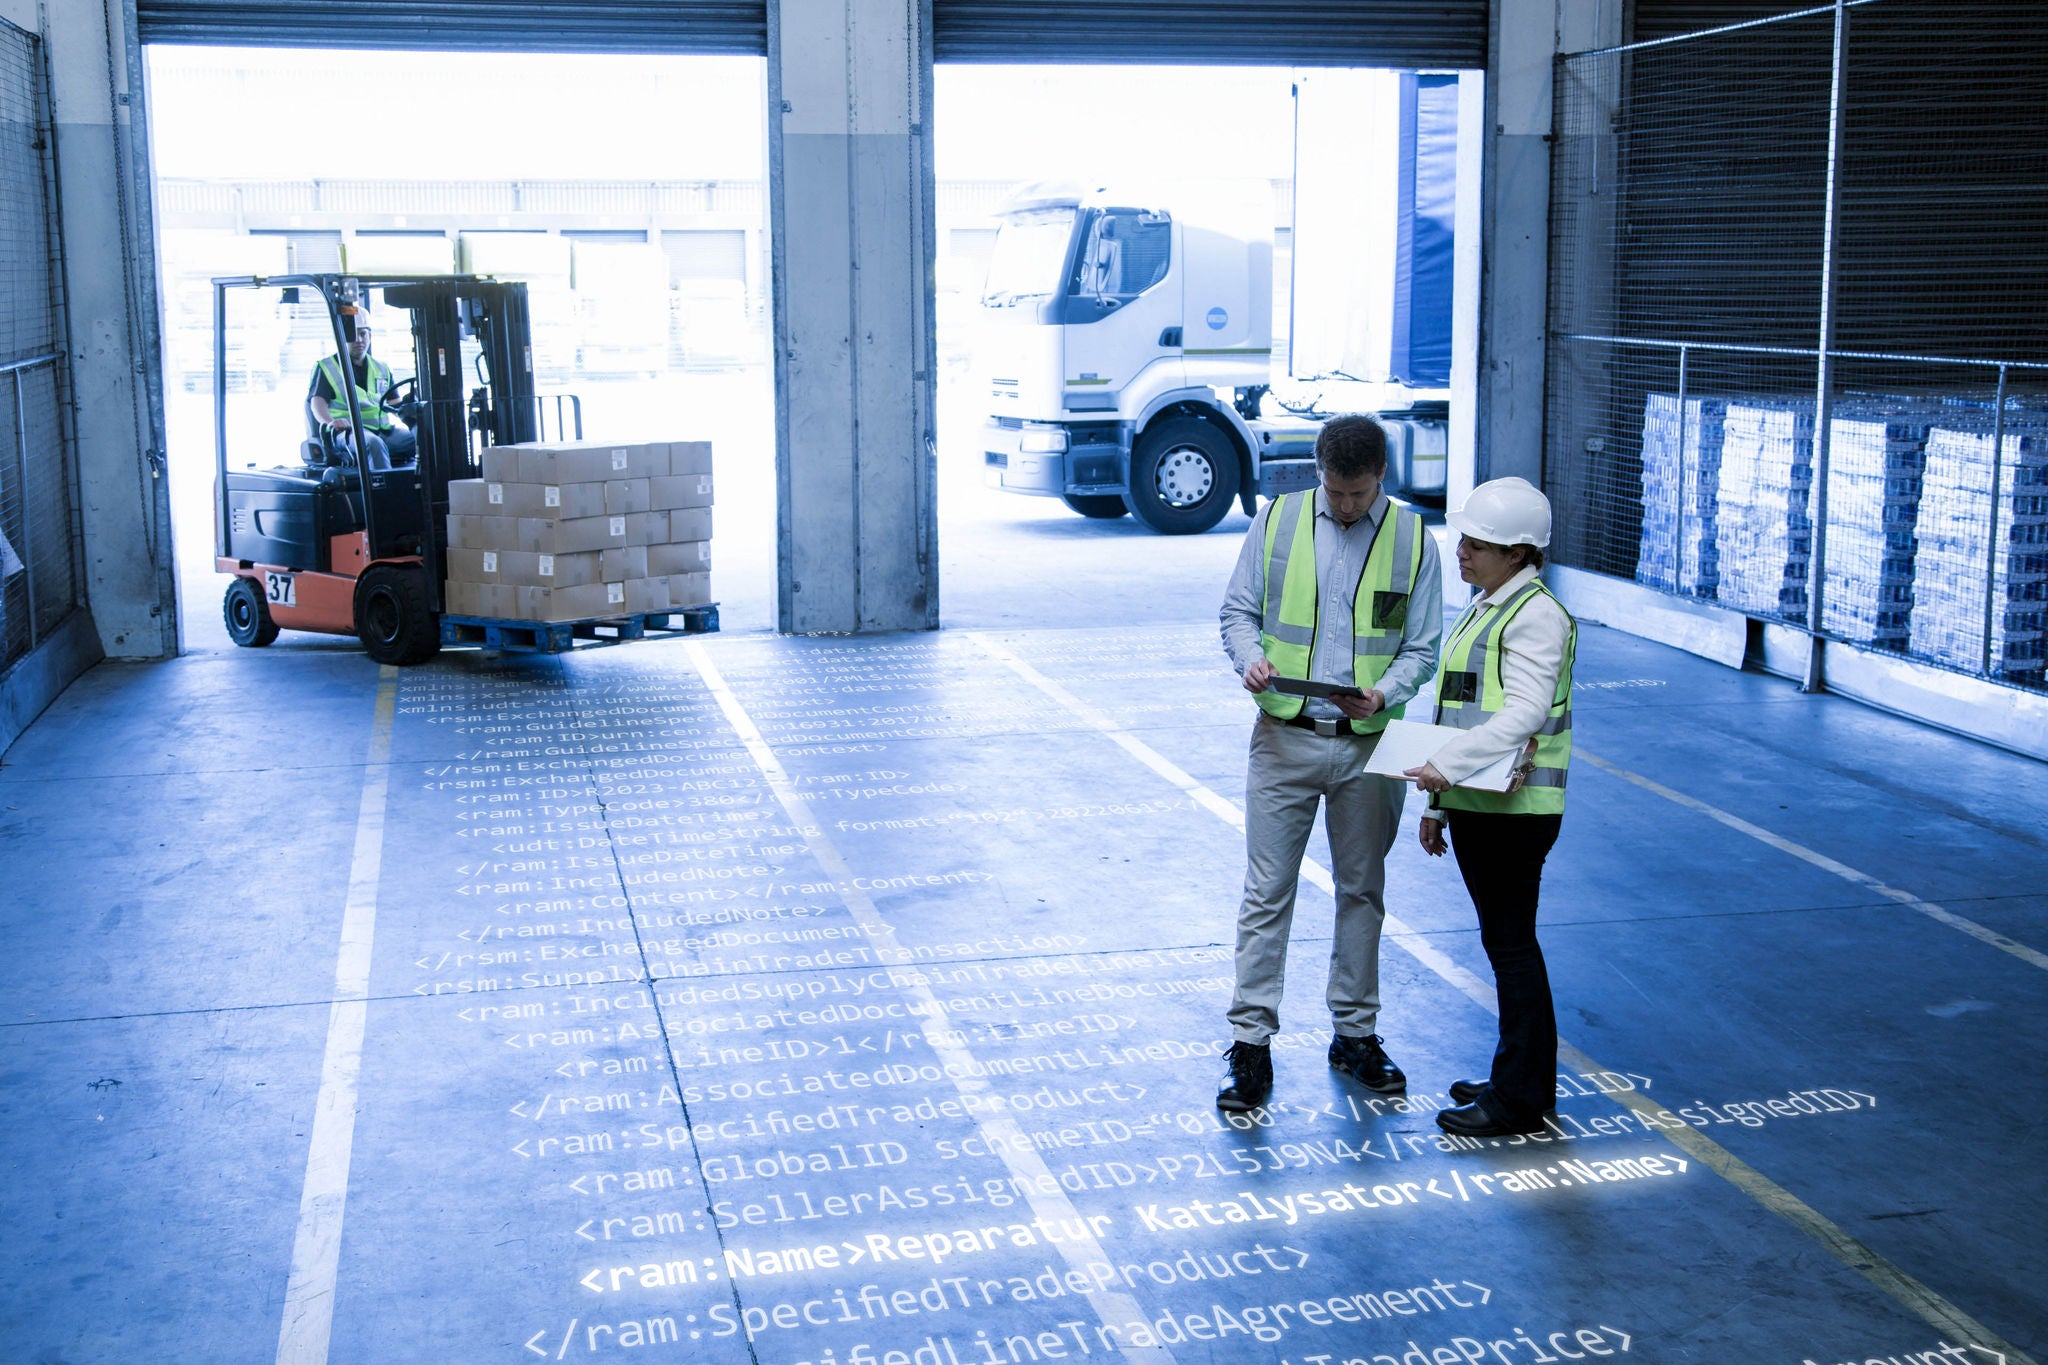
left=1216, top=1040, right=1273, bottom=1112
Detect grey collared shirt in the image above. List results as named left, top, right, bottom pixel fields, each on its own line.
left=1220, top=489, right=1443, bottom=719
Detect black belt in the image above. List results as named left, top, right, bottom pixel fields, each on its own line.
left=1275, top=714, right=1361, bottom=737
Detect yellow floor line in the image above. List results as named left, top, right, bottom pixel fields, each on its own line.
left=1576, top=749, right=2048, bottom=973
left=974, top=634, right=2034, bottom=1365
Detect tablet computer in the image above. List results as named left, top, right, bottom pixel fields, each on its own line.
left=1267, top=677, right=1366, bottom=700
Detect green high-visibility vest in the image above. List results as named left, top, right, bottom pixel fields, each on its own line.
left=1255, top=491, right=1427, bottom=736
left=318, top=353, right=394, bottom=430
left=1432, top=577, right=1576, bottom=815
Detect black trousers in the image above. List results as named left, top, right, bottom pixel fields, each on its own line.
left=1446, top=810, right=1564, bottom=1122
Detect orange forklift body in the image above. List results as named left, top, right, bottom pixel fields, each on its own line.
left=217, top=534, right=420, bottom=636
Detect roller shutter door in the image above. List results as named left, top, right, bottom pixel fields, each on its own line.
left=1628, top=1, right=1808, bottom=43
left=135, top=1, right=767, bottom=54
left=935, top=0, right=1487, bottom=68
left=661, top=230, right=749, bottom=284
left=139, top=0, right=1482, bottom=69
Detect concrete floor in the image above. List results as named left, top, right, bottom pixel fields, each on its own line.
left=3, top=550, right=2046, bottom=1362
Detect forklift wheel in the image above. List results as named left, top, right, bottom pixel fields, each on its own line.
left=223, top=577, right=280, bottom=647
left=354, top=564, right=441, bottom=666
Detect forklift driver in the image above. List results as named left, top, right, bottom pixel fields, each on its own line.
left=306, top=313, right=415, bottom=470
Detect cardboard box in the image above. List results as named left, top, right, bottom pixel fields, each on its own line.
left=518, top=514, right=626, bottom=555
left=666, top=441, right=713, bottom=476
left=481, top=583, right=521, bottom=618
left=449, top=479, right=493, bottom=517
left=491, top=481, right=607, bottom=519
left=480, top=446, right=522, bottom=482
left=514, top=577, right=668, bottom=622
left=493, top=546, right=648, bottom=587
left=668, top=506, right=713, bottom=542
left=445, top=547, right=500, bottom=583
left=649, top=539, right=712, bottom=575
left=517, top=580, right=629, bottom=622
left=618, top=577, right=666, bottom=614
left=517, top=512, right=670, bottom=554
left=516, top=441, right=667, bottom=485
left=606, top=478, right=651, bottom=515
left=650, top=473, right=715, bottom=510
left=602, top=545, right=650, bottom=581
left=446, top=582, right=519, bottom=619
left=448, top=515, right=517, bottom=549
left=497, top=550, right=588, bottom=587
left=664, top=571, right=711, bottom=607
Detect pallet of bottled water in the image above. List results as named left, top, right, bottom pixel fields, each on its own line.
left=1713, top=400, right=1814, bottom=620
left=1909, top=421, right=2048, bottom=685
left=1635, top=394, right=1725, bottom=597
left=1820, top=410, right=1933, bottom=649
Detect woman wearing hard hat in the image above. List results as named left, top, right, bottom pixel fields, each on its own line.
left=1404, top=476, right=1578, bottom=1139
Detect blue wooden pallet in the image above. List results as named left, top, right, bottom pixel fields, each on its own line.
left=439, top=603, right=719, bottom=654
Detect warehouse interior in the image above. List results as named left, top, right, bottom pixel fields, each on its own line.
left=1, top=1, right=2044, bottom=1363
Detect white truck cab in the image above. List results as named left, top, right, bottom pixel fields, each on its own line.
left=975, top=182, right=1326, bottom=534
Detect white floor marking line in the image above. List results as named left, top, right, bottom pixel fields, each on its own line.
left=684, top=642, right=1174, bottom=1362
left=276, top=665, right=398, bottom=1365
left=975, top=633, right=2035, bottom=1365
left=1576, top=749, right=2048, bottom=973
left=969, top=635, right=1476, bottom=993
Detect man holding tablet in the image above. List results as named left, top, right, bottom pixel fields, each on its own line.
left=1214, top=415, right=1443, bottom=1111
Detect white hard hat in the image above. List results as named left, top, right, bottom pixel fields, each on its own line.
left=1447, top=476, right=1552, bottom=549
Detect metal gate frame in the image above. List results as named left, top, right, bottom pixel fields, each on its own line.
left=1546, top=0, right=2048, bottom=697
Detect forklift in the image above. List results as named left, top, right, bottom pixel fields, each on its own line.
left=213, top=272, right=561, bottom=664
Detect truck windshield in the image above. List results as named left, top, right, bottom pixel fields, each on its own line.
left=981, top=208, right=1077, bottom=305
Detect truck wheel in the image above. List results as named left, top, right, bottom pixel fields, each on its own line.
left=1060, top=493, right=1128, bottom=519
left=1125, top=416, right=1240, bottom=534
left=355, top=564, right=441, bottom=666
left=223, top=577, right=279, bottom=647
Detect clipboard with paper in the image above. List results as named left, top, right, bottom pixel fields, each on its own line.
left=1360, top=718, right=1519, bottom=792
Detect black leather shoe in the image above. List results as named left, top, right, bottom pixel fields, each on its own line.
left=1217, top=1041, right=1273, bottom=1111
left=1435, top=1101, right=1547, bottom=1137
left=1449, top=1078, right=1486, bottom=1105
left=1328, top=1034, right=1406, bottom=1093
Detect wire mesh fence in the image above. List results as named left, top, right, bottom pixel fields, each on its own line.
left=0, top=21, right=74, bottom=671
left=1546, top=0, right=2048, bottom=690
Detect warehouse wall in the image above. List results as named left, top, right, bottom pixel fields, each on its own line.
left=1, top=0, right=175, bottom=662
left=1476, top=0, right=1616, bottom=492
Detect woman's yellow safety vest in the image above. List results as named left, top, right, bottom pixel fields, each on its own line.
left=1432, top=578, right=1576, bottom=815
left=1255, top=491, right=1426, bottom=736
left=318, top=353, right=395, bottom=430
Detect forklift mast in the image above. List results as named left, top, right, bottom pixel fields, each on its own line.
left=383, top=277, right=538, bottom=610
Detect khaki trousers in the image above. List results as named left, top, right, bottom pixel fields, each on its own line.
left=1229, top=715, right=1408, bottom=1044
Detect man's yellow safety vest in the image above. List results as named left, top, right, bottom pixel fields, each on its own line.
left=317, top=353, right=395, bottom=430
left=1255, top=490, right=1427, bottom=736
left=1431, top=578, right=1576, bottom=815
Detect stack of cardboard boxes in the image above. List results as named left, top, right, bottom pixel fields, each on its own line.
left=443, top=440, right=712, bottom=622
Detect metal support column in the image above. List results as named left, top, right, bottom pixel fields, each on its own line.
left=11, top=367, right=33, bottom=648
left=1674, top=343, right=1690, bottom=586
left=1981, top=364, right=2010, bottom=675
left=1802, top=0, right=1850, bottom=694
